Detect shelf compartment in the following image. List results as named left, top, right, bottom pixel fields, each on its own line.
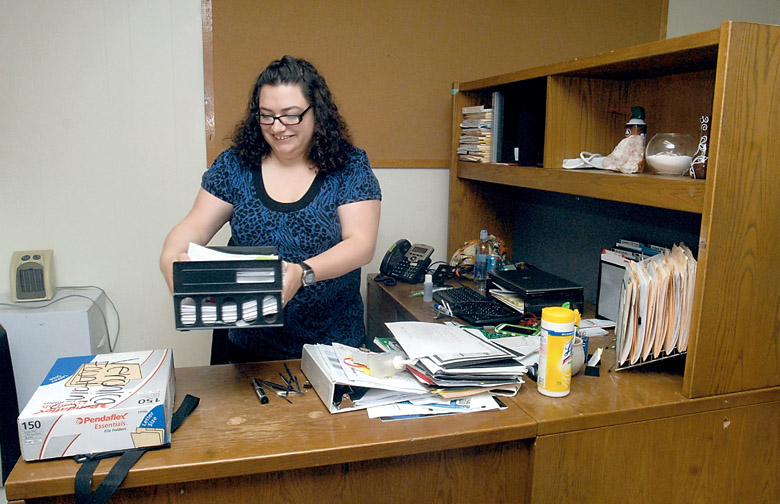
left=545, top=69, right=716, bottom=168
left=457, top=162, right=705, bottom=214
left=456, top=78, right=548, bottom=165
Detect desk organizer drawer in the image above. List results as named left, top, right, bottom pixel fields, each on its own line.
left=172, top=246, right=283, bottom=330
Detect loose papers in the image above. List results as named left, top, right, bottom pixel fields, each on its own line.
left=385, top=322, right=516, bottom=365
left=385, top=322, right=527, bottom=398
left=366, top=393, right=507, bottom=420
left=304, top=324, right=528, bottom=419
left=187, top=242, right=278, bottom=262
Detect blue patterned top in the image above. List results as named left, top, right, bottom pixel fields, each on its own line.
left=201, top=147, right=381, bottom=360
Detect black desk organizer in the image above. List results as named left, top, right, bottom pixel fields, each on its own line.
left=172, top=246, right=283, bottom=330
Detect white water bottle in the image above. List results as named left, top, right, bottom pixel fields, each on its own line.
left=423, top=273, right=433, bottom=302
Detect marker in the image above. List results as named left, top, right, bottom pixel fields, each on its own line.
left=432, top=302, right=452, bottom=316
left=252, top=378, right=269, bottom=404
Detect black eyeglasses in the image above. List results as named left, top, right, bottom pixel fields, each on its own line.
left=257, top=105, right=311, bottom=126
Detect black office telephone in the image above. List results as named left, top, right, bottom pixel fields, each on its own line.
left=378, top=239, right=434, bottom=284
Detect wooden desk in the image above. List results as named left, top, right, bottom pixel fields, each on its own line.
left=366, top=275, right=780, bottom=503
left=6, top=278, right=779, bottom=503
left=6, top=361, right=536, bottom=503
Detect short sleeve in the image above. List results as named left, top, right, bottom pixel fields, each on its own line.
left=201, top=148, right=253, bottom=206
left=336, top=148, right=382, bottom=206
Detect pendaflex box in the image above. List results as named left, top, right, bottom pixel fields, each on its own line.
left=17, top=349, right=175, bottom=461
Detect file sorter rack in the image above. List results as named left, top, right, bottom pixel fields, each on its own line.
left=172, top=246, right=283, bottom=330
left=614, top=348, right=686, bottom=371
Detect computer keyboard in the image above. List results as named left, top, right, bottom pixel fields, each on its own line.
left=434, top=286, right=486, bottom=304
left=434, top=287, right=522, bottom=326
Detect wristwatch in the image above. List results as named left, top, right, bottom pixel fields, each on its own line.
left=299, top=261, right=315, bottom=287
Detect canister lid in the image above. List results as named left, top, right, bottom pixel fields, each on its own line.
left=542, top=306, right=579, bottom=324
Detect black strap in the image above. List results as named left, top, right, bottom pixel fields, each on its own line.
left=74, top=394, right=199, bottom=504
left=171, top=394, right=199, bottom=432
left=75, top=449, right=147, bottom=504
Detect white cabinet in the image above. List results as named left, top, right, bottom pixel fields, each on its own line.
left=0, top=287, right=111, bottom=411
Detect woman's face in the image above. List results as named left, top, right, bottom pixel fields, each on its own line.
left=257, top=83, right=314, bottom=161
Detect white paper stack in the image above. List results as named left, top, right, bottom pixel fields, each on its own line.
left=187, top=242, right=278, bottom=262
left=384, top=322, right=527, bottom=399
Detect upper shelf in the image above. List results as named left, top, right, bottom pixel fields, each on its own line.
left=453, top=28, right=717, bottom=215
left=457, top=162, right=706, bottom=214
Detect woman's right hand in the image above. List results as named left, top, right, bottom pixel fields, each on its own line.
left=162, top=252, right=191, bottom=294
left=159, top=188, right=234, bottom=293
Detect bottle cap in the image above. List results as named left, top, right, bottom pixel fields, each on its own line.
left=627, top=106, right=646, bottom=126
left=425, top=274, right=432, bottom=282
left=480, top=229, right=488, bottom=240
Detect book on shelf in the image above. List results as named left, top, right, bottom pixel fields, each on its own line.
left=457, top=93, right=504, bottom=163
left=490, top=91, right=503, bottom=163
left=458, top=105, right=493, bottom=163
left=462, top=105, right=486, bottom=115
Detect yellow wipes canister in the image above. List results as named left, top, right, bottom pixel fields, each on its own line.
left=538, top=306, right=579, bottom=397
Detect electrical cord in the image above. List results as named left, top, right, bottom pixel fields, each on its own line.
left=0, top=285, right=120, bottom=352
left=426, top=260, right=447, bottom=274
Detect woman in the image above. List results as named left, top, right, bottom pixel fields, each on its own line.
left=160, top=56, right=381, bottom=361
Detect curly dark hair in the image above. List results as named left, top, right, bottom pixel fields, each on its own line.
left=231, top=56, right=354, bottom=174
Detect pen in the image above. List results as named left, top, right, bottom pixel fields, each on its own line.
left=432, top=302, right=452, bottom=317
left=293, top=375, right=302, bottom=394
left=411, top=286, right=453, bottom=297
left=282, top=363, right=303, bottom=396
left=283, top=362, right=296, bottom=384
left=275, top=390, right=293, bottom=404
left=259, top=379, right=288, bottom=392
left=252, top=378, right=269, bottom=404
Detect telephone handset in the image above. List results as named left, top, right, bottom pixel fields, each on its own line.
left=379, top=239, right=434, bottom=284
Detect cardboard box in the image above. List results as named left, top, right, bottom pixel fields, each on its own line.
left=17, top=349, right=175, bottom=461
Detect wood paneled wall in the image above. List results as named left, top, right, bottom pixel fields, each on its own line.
left=204, top=0, right=668, bottom=167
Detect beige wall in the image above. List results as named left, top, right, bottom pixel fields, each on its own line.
left=0, top=0, right=450, bottom=368
left=667, top=0, right=780, bottom=38
left=0, top=1, right=213, bottom=365
left=1, top=0, right=778, bottom=369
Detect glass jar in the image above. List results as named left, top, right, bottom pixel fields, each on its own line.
left=645, top=133, right=697, bottom=175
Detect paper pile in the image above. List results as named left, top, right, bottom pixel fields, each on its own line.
left=384, top=322, right=530, bottom=400
left=302, top=322, right=534, bottom=420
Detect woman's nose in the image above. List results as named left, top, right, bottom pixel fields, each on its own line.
left=270, top=120, right=287, bottom=133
